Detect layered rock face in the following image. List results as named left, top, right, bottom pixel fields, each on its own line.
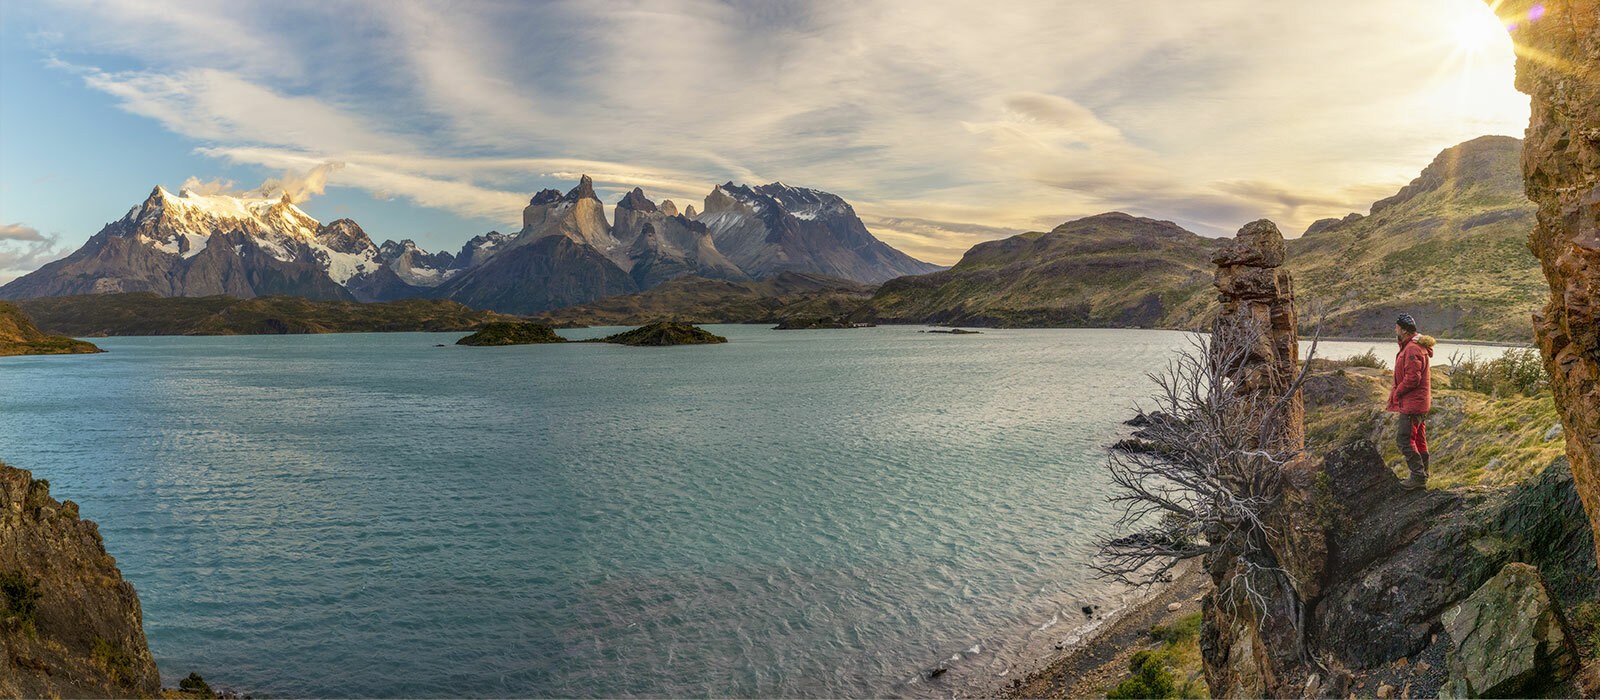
left=0, top=461, right=159, bottom=697
left=1496, top=0, right=1600, bottom=565
left=519, top=175, right=619, bottom=252
left=1198, top=220, right=1324, bottom=698
left=1211, top=220, right=1304, bottom=448
left=612, top=187, right=748, bottom=287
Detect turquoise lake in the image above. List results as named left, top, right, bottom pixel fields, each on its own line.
left=0, top=326, right=1504, bottom=697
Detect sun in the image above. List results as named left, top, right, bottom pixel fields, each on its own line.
left=1450, top=6, right=1512, bottom=56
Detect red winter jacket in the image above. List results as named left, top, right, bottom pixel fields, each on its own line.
left=1387, top=334, right=1435, bottom=414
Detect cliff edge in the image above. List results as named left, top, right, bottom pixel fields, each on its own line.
left=0, top=460, right=160, bottom=697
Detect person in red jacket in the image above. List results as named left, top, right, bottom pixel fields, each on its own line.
left=1387, top=313, right=1436, bottom=489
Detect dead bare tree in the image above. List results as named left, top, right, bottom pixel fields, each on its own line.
left=1094, top=318, right=1321, bottom=634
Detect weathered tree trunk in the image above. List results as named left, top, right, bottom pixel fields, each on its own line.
left=1494, top=0, right=1600, bottom=566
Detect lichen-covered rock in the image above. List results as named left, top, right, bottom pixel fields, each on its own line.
left=0, top=461, right=160, bottom=697
left=1439, top=563, right=1578, bottom=698
left=1494, top=0, right=1600, bottom=565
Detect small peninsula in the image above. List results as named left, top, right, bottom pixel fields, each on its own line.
left=0, top=302, right=101, bottom=356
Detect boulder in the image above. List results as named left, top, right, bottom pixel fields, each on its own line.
left=1439, top=562, right=1578, bottom=698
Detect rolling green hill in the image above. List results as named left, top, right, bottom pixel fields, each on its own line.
left=854, top=136, right=1541, bottom=341
left=853, top=212, right=1219, bottom=329
left=0, top=302, right=101, bottom=356
left=1287, top=135, right=1541, bottom=340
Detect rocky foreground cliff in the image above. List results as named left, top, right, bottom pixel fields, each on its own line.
left=1116, top=219, right=1600, bottom=698
left=0, top=461, right=160, bottom=697
left=1497, top=0, right=1600, bottom=574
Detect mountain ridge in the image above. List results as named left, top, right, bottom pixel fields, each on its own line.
left=0, top=177, right=939, bottom=317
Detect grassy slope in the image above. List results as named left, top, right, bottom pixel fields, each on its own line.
left=855, top=136, right=1541, bottom=340
left=15, top=292, right=517, bottom=336
left=1288, top=135, right=1543, bottom=341
left=1303, top=360, right=1563, bottom=488
left=535, top=272, right=876, bottom=326
left=856, top=212, right=1218, bottom=329
left=0, top=301, right=101, bottom=356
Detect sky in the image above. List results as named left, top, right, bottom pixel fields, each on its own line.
left=0, top=0, right=1529, bottom=283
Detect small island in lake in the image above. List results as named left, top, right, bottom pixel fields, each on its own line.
left=599, top=322, right=727, bottom=346
left=923, top=328, right=982, bottom=335
left=772, top=315, right=875, bottom=330
left=456, top=322, right=567, bottom=346
left=0, top=302, right=102, bottom=356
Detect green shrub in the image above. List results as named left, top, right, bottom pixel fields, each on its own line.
left=0, top=571, right=41, bottom=625
left=1108, top=612, right=1207, bottom=699
left=1449, top=348, right=1548, bottom=397
left=179, top=671, right=213, bottom=695
left=1108, top=650, right=1179, bottom=699
left=92, top=637, right=138, bottom=684
left=1151, top=612, right=1202, bottom=645
left=1342, top=348, right=1388, bottom=370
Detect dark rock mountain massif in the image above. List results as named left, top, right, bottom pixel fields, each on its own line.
left=696, top=182, right=944, bottom=283
left=0, top=187, right=374, bottom=302
left=0, top=176, right=937, bottom=317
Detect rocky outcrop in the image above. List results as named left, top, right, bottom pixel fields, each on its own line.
left=0, top=461, right=159, bottom=697
left=1198, top=219, right=1325, bottom=698
left=1495, top=0, right=1600, bottom=566
left=1195, top=220, right=1595, bottom=699
left=1439, top=562, right=1578, bottom=698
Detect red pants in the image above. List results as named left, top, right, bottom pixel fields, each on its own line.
left=1398, top=413, right=1428, bottom=458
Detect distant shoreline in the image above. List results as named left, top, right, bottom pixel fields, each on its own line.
left=1305, top=335, right=1531, bottom=349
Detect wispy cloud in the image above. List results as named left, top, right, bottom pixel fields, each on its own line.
left=16, top=0, right=1529, bottom=263
left=0, top=223, right=47, bottom=242
left=0, top=223, right=65, bottom=284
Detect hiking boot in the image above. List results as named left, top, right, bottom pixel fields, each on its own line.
left=1402, top=474, right=1426, bottom=490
